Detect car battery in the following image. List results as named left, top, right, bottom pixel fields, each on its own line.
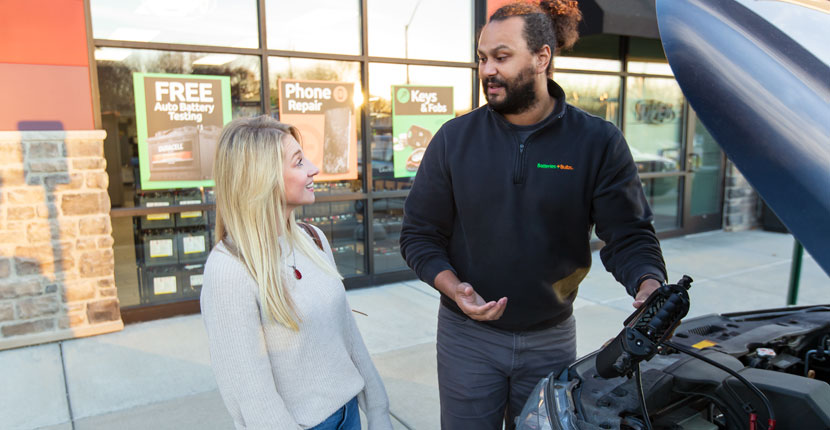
left=146, top=126, right=202, bottom=182
left=204, top=188, right=216, bottom=203
left=139, top=265, right=180, bottom=304
left=177, top=227, right=209, bottom=263
left=180, top=263, right=205, bottom=299
left=141, top=229, right=178, bottom=266
left=175, top=189, right=206, bottom=227
left=138, top=192, right=175, bottom=230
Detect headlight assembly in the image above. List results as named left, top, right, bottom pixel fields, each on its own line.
left=516, top=373, right=581, bottom=430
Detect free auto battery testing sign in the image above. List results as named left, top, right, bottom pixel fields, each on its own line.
left=133, top=73, right=232, bottom=190
left=391, top=85, right=453, bottom=178
left=278, top=79, right=358, bottom=181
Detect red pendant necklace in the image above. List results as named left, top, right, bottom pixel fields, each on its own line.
left=290, top=250, right=302, bottom=280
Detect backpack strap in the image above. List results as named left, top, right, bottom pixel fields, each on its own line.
left=297, top=222, right=324, bottom=252
left=298, top=221, right=367, bottom=316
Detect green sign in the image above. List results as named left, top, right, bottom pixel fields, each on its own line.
left=391, top=85, right=453, bottom=178
left=133, top=73, right=232, bottom=190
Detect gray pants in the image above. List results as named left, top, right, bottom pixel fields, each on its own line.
left=436, top=304, right=576, bottom=430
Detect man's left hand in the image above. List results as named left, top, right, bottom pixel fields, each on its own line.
left=633, top=279, right=661, bottom=308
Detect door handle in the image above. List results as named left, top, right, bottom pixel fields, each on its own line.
left=687, top=153, right=701, bottom=172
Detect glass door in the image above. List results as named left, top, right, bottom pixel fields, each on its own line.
left=682, top=111, right=725, bottom=231
left=623, top=75, right=685, bottom=233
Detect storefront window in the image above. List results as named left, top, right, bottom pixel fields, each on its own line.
left=96, top=49, right=262, bottom=208
left=623, top=76, right=684, bottom=172
left=295, top=201, right=366, bottom=277
left=91, top=0, right=259, bottom=48
left=627, top=37, right=673, bottom=75
left=643, top=177, right=681, bottom=232
left=556, top=73, right=621, bottom=125
left=120, top=198, right=213, bottom=308
left=113, top=216, right=141, bottom=307
left=628, top=61, right=674, bottom=76
left=268, top=57, right=363, bottom=196
left=367, top=0, right=473, bottom=62
left=368, top=63, right=472, bottom=190
left=266, top=0, right=361, bottom=55
left=372, top=198, right=406, bottom=273
left=554, top=57, right=621, bottom=72
left=690, top=117, right=723, bottom=217
left=96, top=49, right=261, bottom=309
left=628, top=37, right=667, bottom=61
left=564, top=34, right=621, bottom=60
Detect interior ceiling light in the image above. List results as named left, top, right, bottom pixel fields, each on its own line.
left=108, top=27, right=160, bottom=42
left=95, top=48, right=132, bottom=62
left=192, top=54, right=238, bottom=66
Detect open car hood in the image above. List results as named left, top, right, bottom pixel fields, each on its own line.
left=656, top=0, right=830, bottom=274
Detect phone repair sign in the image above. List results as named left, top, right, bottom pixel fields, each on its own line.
left=278, top=79, right=358, bottom=182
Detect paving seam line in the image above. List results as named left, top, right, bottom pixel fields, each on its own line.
left=708, top=259, right=792, bottom=280
left=389, top=410, right=415, bottom=430
left=401, top=282, right=441, bottom=300
left=59, top=341, right=76, bottom=430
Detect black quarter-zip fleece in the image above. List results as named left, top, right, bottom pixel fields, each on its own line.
left=400, top=80, right=666, bottom=332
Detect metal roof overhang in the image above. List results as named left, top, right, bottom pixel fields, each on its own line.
left=579, top=0, right=660, bottom=38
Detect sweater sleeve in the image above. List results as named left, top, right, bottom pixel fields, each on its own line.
left=200, top=251, right=302, bottom=430
left=399, top=127, right=457, bottom=287
left=592, top=130, right=668, bottom=296
left=315, top=227, right=393, bottom=430
left=344, top=305, right=393, bottom=430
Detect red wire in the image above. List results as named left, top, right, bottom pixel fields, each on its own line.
left=749, top=413, right=757, bottom=430
left=768, top=418, right=776, bottom=430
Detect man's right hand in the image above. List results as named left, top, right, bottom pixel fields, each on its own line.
left=454, top=282, right=508, bottom=321
left=434, top=270, right=508, bottom=321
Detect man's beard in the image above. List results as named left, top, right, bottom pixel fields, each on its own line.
left=483, top=65, right=538, bottom=115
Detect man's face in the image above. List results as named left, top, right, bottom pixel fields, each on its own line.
left=477, top=17, right=544, bottom=115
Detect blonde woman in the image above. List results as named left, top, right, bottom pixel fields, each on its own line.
left=201, top=115, right=392, bottom=430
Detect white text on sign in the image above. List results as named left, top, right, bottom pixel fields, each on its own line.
left=153, top=81, right=216, bottom=123
left=411, top=90, right=447, bottom=113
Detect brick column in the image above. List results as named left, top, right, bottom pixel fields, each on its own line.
left=722, top=160, right=761, bottom=232
left=0, top=130, right=122, bottom=350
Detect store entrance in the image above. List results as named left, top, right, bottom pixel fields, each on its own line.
left=682, top=112, right=725, bottom=233
left=639, top=109, right=725, bottom=237
left=623, top=69, right=727, bottom=238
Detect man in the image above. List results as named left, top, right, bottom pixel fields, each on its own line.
left=399, top=2, right=667, bottom=429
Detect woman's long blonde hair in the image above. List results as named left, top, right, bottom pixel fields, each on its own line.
left=212, top=115, right=342, bottom=330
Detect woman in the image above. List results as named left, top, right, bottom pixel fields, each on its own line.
left=201, top=115, right=392, bottom=430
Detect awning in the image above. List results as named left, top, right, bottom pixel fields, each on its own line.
left=579, top=0, right=660, bottom=39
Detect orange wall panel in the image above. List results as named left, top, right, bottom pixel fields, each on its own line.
left=0, top=0, right=89, bottom=66
left=487, top=0, right=515, bottom=21
left=0, top=63, right=94, bottom=131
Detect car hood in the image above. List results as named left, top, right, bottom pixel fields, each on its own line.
left=656, top=0, right=830, bottom=275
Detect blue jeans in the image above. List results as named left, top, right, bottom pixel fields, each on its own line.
left=309, top=396, right=360, bottom=430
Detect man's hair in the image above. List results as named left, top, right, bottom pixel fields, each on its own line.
left=490, top=0, right=582, bottom=76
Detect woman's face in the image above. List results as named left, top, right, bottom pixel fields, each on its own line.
left=282, top=135, right=319, bottom=213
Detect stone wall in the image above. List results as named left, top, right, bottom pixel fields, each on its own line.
left=0, top=131, right=122, bottom=350
left=722, top=160, right=761, bottom=232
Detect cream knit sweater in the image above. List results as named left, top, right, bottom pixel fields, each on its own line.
left=200, top=225, right=392, bottom=430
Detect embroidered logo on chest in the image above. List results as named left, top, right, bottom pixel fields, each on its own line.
left=537, top=163, right=574, bottom=170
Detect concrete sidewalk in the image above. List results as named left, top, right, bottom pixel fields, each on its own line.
left=2, top=230, right=827, bottom=430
